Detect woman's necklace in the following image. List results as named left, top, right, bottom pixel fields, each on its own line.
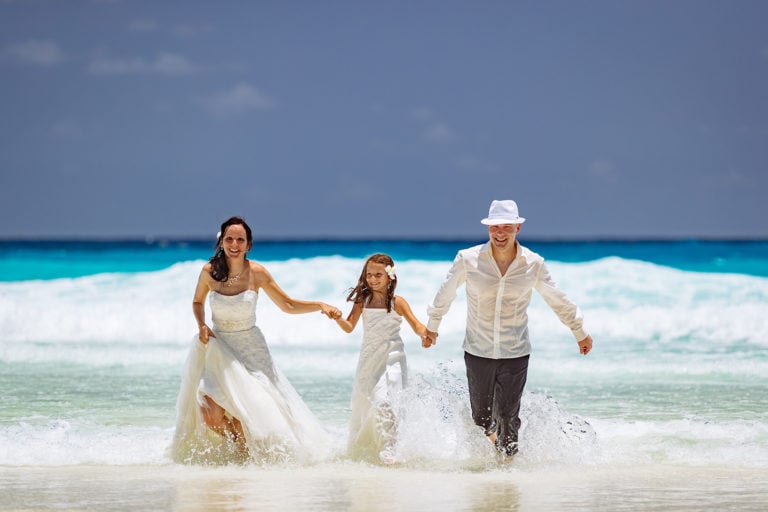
left=225, top=264, right=247, bottom=287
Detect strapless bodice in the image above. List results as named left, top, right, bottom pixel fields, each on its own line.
left=210, top=290, right=257, bottom=332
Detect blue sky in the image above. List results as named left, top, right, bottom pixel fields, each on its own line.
left=1, top=0, right=767, bottom=239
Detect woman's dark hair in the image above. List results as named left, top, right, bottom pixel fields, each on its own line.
left=346, top=253, right=397, bottom=312
left=209, top=216, right=253, bottom=282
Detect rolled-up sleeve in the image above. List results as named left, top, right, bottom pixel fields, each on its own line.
left=427, top=252, right=466, bottom=332
left=534, top=262, right=588, bottom=341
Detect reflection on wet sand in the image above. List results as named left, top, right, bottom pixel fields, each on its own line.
left=2, top=464, right=767, bottom=512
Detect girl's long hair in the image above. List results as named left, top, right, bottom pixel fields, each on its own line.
left=209, top=216, right=253, bottom=282
left=346, top=253, right=397, bottom=312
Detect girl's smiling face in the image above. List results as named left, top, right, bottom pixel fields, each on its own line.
left=365, top=261, right=390, bottom=293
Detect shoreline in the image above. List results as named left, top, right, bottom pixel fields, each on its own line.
left=2, top=463, right=767, bottom=511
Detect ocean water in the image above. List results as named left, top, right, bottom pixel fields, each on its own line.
left=1, top=239, right=768, bottom=511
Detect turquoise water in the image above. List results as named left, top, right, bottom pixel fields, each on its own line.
left=2, top=239, right=768, bottom=281
left=1, top=239, right=767, bottom=476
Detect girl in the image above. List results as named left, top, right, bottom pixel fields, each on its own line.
left=334, top=253, right=429, bottom=464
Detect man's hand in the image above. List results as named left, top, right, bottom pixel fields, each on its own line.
left=578, top=335, right=593, bottom=355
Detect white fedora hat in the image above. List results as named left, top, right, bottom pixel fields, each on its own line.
left=480, top=199, right=526, bottom=225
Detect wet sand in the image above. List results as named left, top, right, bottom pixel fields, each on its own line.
left=2, top=463, right=767, bottom=511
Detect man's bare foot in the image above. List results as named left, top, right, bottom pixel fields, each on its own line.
left=495, top=441, right=518, bottom=464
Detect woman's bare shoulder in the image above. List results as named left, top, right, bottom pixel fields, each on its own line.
left=248, top=260, right=269, bottom=273
left=248, top=260, right=272, bottom=285
left=199, top=262, right=215, bottom=278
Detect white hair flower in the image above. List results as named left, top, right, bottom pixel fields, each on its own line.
left=216, top=231, right=221, bottom=239
left=385, top=264, right=397, bottom=280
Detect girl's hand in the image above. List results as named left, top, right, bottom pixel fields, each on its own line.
left=198, top=324, right=215, bottom=344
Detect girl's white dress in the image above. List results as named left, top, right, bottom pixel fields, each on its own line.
left=347, top=306, right=408, bottom=462
left=169, top=290, right=331, bottom=464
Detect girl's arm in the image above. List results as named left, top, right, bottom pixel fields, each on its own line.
left=394, top=296, right=429, bottom=346
left=256, top=263, right=340, bottom=318
left=335, top=301, right=363, bottom=333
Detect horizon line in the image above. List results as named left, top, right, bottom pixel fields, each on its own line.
left=1, top=235, right=767, bottom=243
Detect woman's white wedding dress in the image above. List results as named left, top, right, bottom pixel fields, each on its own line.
left=169, top=290, right=331, bottom=464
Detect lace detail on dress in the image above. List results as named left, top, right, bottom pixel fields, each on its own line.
left=210, top=290, right=257, bottom=332
left=209, top=290, right=273, bottom=378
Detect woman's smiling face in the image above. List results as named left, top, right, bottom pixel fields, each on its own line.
left=221, top=224, right=251, bottom=258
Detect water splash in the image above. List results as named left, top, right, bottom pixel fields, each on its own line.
left=389, top=366, right=599, bottom=470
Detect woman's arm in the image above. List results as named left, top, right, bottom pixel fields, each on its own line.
left=192, top=265, right=215, bottom=343
left=257, top=264, right=340, bottom=318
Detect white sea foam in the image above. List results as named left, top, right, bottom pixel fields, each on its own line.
left=0, top=419, right=171, bottom=466
left=589, top=416, right=768, bottom=468
left=2, top=257, right=766, bottom=365
left=2, top=256, right=767, bottom=471
left=3, top=389, right=765, bottom=469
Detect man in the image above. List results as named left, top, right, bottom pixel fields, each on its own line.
left=424, top=199, right=593, bottom=459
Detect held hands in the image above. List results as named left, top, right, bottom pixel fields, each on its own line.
left=422, top=329, right=438, bottom=349
left=578, top=335, right=593, bottom=355
left=319, top=303, right=342, bottom=320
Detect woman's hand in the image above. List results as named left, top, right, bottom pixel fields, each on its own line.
left=198, top=324, right=215, bottom=344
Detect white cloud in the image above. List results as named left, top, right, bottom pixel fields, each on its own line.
left=87, top=52, right=199, bottom=75
left=423, top=122, right=455, bottom=142
left=51, top=120, right=84, bottom=138
left=127, top=19, right=159, bottom=32
left=151, top=53, right=199, bottom=74
left=411, top=106, right=456, bottom=142
left=455, top=155, right=500, bottom=174
left=412, top=107, right=432, bottom=121
left=335, top=175, right=376, bottom=200
left=126, top=19, right=213, bottom=37
left=4, top=39, right=67, bottom=66
left=703, top=167, right=749, bottom=188
left=172, top=23, right=214, bottom=38
left=199, top=83, right=277, bottom=117
left=588, top=158, right=618, bottom=181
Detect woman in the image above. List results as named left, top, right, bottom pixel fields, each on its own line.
left=169, top=216, right=340, bottom=464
